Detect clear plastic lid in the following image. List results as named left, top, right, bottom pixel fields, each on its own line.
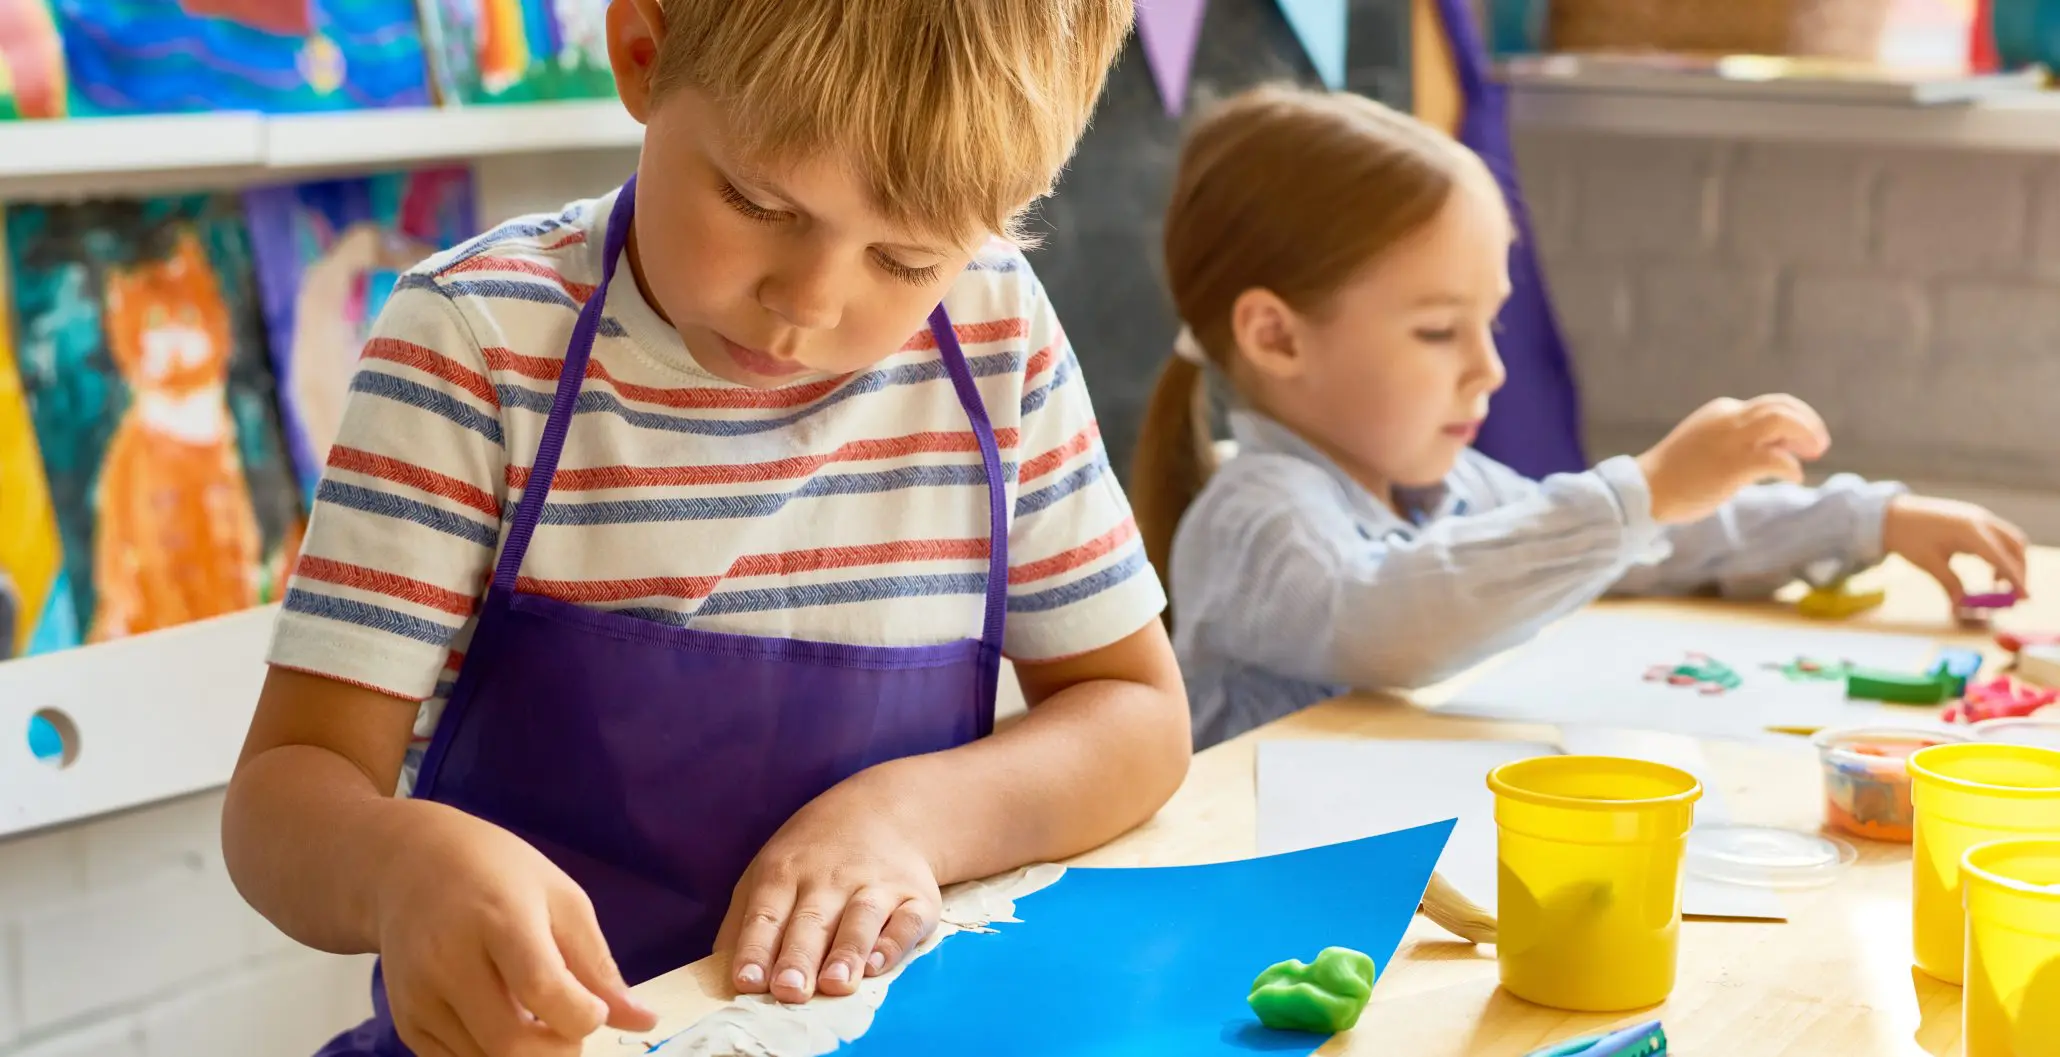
left=1685, top=825, right=1857, bottom=889
left=1968, top=717, right=2060, bottom=750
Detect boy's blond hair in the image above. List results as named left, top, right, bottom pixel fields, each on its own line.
left=655, top=0, right=1133, bottom=245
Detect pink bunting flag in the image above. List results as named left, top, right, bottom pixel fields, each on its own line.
left=1137, top=0, right=1208, bottom=117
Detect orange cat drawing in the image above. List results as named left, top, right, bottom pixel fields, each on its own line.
left=90, top=229, right=262, bottom=641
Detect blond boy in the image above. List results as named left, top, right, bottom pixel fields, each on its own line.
left=222, top=3, right=1190, bottom=1053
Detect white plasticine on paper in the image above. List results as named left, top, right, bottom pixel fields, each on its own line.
left=1436, top=609, right=1945, bottom=740
left=1255, top=735, right=1787, bottom=923
left=641, top=863, right=1066, bottom=1056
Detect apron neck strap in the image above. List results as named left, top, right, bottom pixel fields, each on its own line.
left=492, top=175, right=638, bottom=593
left=928, top=305, right=1009, bottom=653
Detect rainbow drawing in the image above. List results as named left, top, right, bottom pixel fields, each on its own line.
left=419, top=0, right=611, bottom=105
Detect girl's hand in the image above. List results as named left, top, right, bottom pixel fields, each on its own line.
left=376, top=805, right=658, bottom=1056
left=1636, top=395, right=1832, bottom=525
left=718, top=783, right=942, bottom=1004
left=1882, top=494, right=2030, bottom=608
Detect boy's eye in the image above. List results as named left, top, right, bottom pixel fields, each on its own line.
left=719, top=182, right=788, bottom=223
left=872, top=250, right=941, bottom=287
left=1413, top=326, right=1459, bottom=343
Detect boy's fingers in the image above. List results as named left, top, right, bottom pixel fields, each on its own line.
left=483, top=922, right=607, bottom=1042
left=1750, top=447, right=1806, bottom=487
left=730, top=884, right=798, bottom=994
left=408, top=998, right=489, bottom=1057
left=870, top=898, right=938, bottom=975
left=770, top=891, right=844, bottom=1003
left=550, top=891, right=659, bottom=1030
left=819, top=888, right=897, bottom=996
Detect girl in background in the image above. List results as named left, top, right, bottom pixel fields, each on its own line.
left=1136, top=85, right=2028, bottom=750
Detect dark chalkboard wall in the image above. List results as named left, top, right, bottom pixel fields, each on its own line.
left=1025, top=0, right=1414, bottom=484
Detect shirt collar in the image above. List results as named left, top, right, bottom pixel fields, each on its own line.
left=1226, top=409, right=1459, bottom=528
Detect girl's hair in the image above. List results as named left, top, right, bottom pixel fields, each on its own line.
left=1132, top=84, right=1506, bottom=598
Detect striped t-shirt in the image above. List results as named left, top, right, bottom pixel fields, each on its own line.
left=267, top=187, right=1165, bottom=788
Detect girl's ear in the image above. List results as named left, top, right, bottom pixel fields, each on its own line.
left=1230, top=287, right=1308, bottom=382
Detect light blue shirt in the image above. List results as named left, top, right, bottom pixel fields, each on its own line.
left=1170, top=410, right=1907, bottom=749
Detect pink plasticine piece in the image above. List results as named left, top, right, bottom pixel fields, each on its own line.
left=1950, top=676, right=2060, bottom=723
left=1961, top=591, right=2021, bottom=610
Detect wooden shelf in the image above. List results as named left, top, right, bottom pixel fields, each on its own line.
left=1508, top=81, right=2060, bottom=153
left=0, top=606, right=276, bottom=840
left=0, top=101, right=641, bottom=196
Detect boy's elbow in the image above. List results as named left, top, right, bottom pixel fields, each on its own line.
left=1134, top=678, right=1194, bottom=808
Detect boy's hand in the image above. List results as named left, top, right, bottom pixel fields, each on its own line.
left=1882, top=495, right=2030, bottom=608
left=718, top=781, right=942, bottom=1004
left=377, top=806, right=657, bottom=1056
left=1636, top=395, right=1831, bottom=525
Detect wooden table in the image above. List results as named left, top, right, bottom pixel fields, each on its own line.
left=601, top=554, right=2053, bottom=1056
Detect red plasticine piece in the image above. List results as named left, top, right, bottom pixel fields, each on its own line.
left=1950, top=676, right=2060, bottom=724
left=1997, top=631, right=2060, bottom=654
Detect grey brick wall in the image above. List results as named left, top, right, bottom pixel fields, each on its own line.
left=1517, top=132, right=2060, bottom=531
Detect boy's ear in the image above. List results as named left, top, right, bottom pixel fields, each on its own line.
left=609, top=0, right=667, bottom=123
left=1231, top=288, right=1307, bottom=382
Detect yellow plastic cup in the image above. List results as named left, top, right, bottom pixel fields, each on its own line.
left=1487, top=755, right=1701, bottom=1012
left=1963, top=839, right=2060, bottom=1057
left=1908, top=743, right=2060, bottom=985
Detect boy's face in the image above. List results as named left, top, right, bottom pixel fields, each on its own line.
left=623, top=87, right=981, bottom=388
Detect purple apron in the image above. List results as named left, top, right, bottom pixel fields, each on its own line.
left=1433, top=0, right=1588, bottom=479
left=317, top=178, right=1007, bottom=1054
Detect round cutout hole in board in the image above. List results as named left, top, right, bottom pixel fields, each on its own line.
left=28, top=708, right=79, bottom=769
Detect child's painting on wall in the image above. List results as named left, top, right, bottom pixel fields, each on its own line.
left=0, top=1, right=67, bottom=119
left=52, top=0, right=429, bottom=116
left=244, top=167, right=478, bottom=500
left=5, top=194, right=304, bottom=645
left=0, top=239, right=72, bottom=659
left=418, top=0, right=611, bottom=105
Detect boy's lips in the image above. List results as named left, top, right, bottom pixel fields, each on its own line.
left=1443, top=420, right=1482, bottom=441
left=719, top=335, right=806, bottom=378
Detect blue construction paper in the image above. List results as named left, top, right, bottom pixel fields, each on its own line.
left=832, top=819, right=1455, bottom=1056
left=1275, top=0, right=1348, bottom=89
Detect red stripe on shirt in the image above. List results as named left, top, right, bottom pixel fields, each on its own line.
left=481, top=346, right=851, bottom=410
left=441, top=255, right=597, bottom=302
left=329, top=446, right=502, bottom=519
left=540, top=231, right=588, bottom=251
left=362, top=337, right=499, bottom=408
left=899, top=317, right=1027, bottom=351
left=1010, top=518, right=1138, bottom=585
left=1020, top=422, right=1101, bottom=483
left=296, top=556, right=479, bottom=616
left=518, top=537, right=992, bottom=603
left=507, top=428, right=1023, bottom=491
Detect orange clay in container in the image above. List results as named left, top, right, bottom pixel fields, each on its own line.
left=1812, top=726, right=1971, bottom=843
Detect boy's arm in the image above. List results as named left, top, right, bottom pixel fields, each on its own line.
left=851, top=619, right=1189, bottom=883
left=1610, top=474, right=1905, bottom=600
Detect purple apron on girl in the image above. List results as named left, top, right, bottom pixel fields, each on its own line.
left=1434, top=0, right=1587, bottom=479
left=317, top=178, right=1008, bottom=1054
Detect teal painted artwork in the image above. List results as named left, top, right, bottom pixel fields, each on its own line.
left=419, top=0, right=612, bottom=105
left=5, top=195, right=304, bottom=645
left=53, top=0, right=430, bottom=116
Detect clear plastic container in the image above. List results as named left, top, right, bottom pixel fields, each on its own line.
left=1487, top=755, right=1701, bottom=1012
left=1970, top=717, right=2060, bottom=751
left=1687, top=825, right=1855, bottom=888
left=1811, top=726, right=1971, bottom=843
left=1908, top=743, right=2060, bottom=985
left=1962, top=839, right=2060, bottom=1057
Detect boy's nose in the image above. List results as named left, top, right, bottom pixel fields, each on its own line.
left=758, top=264, right=843, bottom=332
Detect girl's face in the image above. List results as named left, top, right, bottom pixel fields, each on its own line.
left=1238, top=186, right=1512, bottom=501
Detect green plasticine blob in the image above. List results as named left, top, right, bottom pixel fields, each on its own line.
left=1247, top=946, right=1377, bottom=1034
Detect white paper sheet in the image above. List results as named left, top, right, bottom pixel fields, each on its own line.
left=1437, top=610, right=1947, bottom=739
left=1255, top=734, right=1787, bottom=923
